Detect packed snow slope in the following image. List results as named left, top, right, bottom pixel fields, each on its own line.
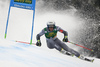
left=0, top=38, right=100, bottom=67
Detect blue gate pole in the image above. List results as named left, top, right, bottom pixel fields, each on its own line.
left=30, top=10, right=35, bottom=44
left=4, top=6, right=11, bottom=39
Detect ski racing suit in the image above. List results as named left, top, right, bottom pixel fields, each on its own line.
left=36, top=26, right=80, bottom=57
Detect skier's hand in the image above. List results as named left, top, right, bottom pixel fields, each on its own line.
left=36, top=40, right=41, bottom=47
left=63, top=36, right=68, bottom=42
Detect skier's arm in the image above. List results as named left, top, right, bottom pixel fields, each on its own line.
left=36, top=29, right=45, bottom=40
left=57, top=26, right=68, bottom=42
left=56, top=26, right=68, bottom=36
left=36, top=29, right=45, bottom=46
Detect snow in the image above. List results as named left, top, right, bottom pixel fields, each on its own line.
left=0, top=38, right=100, bottom=67
left=0, top=1, right=100, bottom=67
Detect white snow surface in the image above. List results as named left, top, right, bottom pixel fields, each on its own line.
left=0, top=38, right=100, bottom=67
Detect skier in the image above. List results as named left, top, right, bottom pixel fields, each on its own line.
left=36, top=21, right=81, bottom=57
left=36, top=21, right=94, bottom=62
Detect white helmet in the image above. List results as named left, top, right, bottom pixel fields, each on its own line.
left=47, top=21, right=55, bottom=28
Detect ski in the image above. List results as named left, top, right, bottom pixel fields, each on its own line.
left=65, top=53, right=94, bottom=63
left=78, top=55, right=94, bottom=63
left=84, top=58, right=94, bottom=63
left=65, top=52, right=75, bottom=57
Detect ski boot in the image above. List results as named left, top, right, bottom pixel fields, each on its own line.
left=60, top=48, right=74, bottom=57
left=78, top=55, right=85, bottom=60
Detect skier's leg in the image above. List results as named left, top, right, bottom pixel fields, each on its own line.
left=54, top=38, right=80, bottom=57
left=67, top=48, right=80, bottom=57
left=46, top=39, right=62, bottom=51
left=46, top=40, right=54, bottom=49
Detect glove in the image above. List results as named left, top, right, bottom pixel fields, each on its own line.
left=36, top=40, right=41, bottom=47
left=63, top=36, right=68, bottom=42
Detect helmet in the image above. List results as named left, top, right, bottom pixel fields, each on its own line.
left=47, top=21, right=55, bottom=28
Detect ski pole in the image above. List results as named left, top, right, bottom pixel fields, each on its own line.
left=16, top=41, right=36, bottom=45
left=68, top=41, right=94, bottom=52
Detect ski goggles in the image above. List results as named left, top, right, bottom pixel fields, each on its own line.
left=48, top=25, right=55, bottom=28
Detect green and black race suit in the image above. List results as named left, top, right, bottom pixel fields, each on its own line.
left=36, top=26, right=68, bottom=40
left=44, top=27, right=57, bottom=39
